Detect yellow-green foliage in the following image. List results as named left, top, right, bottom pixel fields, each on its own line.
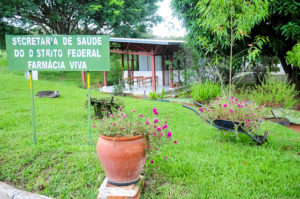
left=251, top=75, right=299, bottom=109
left=191, top=81, right=222, bottom=103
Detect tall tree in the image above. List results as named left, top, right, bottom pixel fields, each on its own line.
left=172, top=0, right=268, bottom=95
left=0, top=0, right=161, bottom=37
left=250, top=0, right=300, bottom=90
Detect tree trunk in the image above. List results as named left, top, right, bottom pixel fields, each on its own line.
left=279, top=54, right=300, bottom=91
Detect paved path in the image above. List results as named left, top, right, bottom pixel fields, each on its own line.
left=0, top=182, right=54, bottom=199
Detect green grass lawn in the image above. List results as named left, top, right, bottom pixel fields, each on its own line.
left=0, top=63, right=300, bottom=198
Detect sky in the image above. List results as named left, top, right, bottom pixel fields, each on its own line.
left=151, top=0, right=187, bottom=38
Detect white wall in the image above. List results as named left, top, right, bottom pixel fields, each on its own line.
left=123, top=69, right=184, bottom=86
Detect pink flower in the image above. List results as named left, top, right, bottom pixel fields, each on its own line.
left=103, top=109, right=107, bottom=112
left=159, top=133, right=163, bottom=136
left=246, top=119, right=251, bottom=122
left=153, top=108, right=158, bottom=115
left=157, top=128, right=161, bottom=132
left=167, top=116, right=170, bottom=119
left=224, top=104, right=228, bottom=107
left=130, top=123, right=132, bottom=126
left=121, top=127, right=126, bottom=130
left=174, top=140, right=177, bottom=144
left=147, top=145, right=150, bottom=149
left=251, top=113, right=254, bottom=116
left=151, top=160, right=154, bottom=164
left=231, top=97, right=234, bottom=99
left=199, top=108, right=203, bottom=112
left=119, top=107, right=123, bottom=111
left=216, top=97, right=220, bottom=100
left=235, top=99, right=238, bottom=101
left=165, top=121, right=167, bottom=124
left=202, top=101, right=206, bottom=103
left=162, top=125, right=168, bottom=129
left=154, top=125, right=157, bottom=128
left=240, top=105, right=244, bottom=108
left=93, top=124, right=96, bottom=128
left=153, top=132, right=157, bottom=136
left=167, top=132, right=172, bottom=138
left=132, top=110, right=136, bottom=112
left=229, top=109, right=234, bottom=113
left=246, top=123, right=250, bottom=128
left=243, top=101, right=247, bottom=104
left=165, top=156, right=168, bottom=159
left=145, top=121, right=150, bottom=125
left=112, top=123, right=116, bottom=126
left=139, top=114, right=144, bottom=117
left=254, top=125, right=257, bottom=128
left=245, top=114, right=249, bottom=117
left=259, top=106, right=262, bottom=108
left=154, top=119, right=159, bottom=123
left=137, top=122, right=141, bottom=124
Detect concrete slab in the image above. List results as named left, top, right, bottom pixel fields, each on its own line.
left=97, top=176, right=143, bottom=199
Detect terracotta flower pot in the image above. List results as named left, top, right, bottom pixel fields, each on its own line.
left=97, top=134, right=146, bottom=186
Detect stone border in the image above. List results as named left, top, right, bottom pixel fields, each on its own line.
left=0, top=182, right=54, bottom=199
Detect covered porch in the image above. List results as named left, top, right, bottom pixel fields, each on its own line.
left=103, top=37, right=186, bottom=93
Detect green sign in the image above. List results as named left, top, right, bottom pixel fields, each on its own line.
left=5, top=35, right=110, bottom=71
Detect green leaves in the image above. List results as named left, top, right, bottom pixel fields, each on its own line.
left=286, top=43, right=300, bottom=68
left=0, top=0, right=161, bottom=37
left=195, top=0, right=268, bottom=47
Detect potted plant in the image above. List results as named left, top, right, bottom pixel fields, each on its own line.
left=199, top=96, right=268, bottom=135
left=95, top=108, right=175, bottom=186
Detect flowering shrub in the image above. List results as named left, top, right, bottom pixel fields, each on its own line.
left=95, top=107, right=177, bottom=165
left=200, top=96, right=268, bottom=132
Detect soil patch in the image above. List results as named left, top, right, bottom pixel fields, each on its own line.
left=287, top=123, right=300, bottom=133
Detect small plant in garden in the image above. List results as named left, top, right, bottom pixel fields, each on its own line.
left=191, top=81, right=222, bottom=103
left=149, top=91, right=159, bottom=100
left=95, top=108, right=177, bottom=165
left=250, top=75, right=299, bottom=109
left=200, top=96, right=268, bottom=132
left=149, top=88, right=165, bottom=101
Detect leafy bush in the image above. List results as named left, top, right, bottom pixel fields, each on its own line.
left=250, top=75, right=299, bottom=109
left=107, top=55, right=122, bottom=86
left=191, top=81, right=222, bottom=103
left=113, top=81, right=125, bottom=96
left=149, top=88, right=165, bottom=100
left=149, top=92, right=159, bottom=100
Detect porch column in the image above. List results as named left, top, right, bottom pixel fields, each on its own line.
left=81, top=71, right=86, bottom=86
left=151, top=49, right=156, bottom=92
left=169, top=55, right=173, bottom=88
left=121, top=54, right=124, bottom=79
left=161, top=55, right=165, bottom=86
left=126, top=54, right=130, bottom=80
left=104, top=71, right=107, bottom=86
left=136, top=55, right=139, bottom=71
left=177, top=59, right=181, bottom=84
left=131, top=54, right=134, bottom=77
